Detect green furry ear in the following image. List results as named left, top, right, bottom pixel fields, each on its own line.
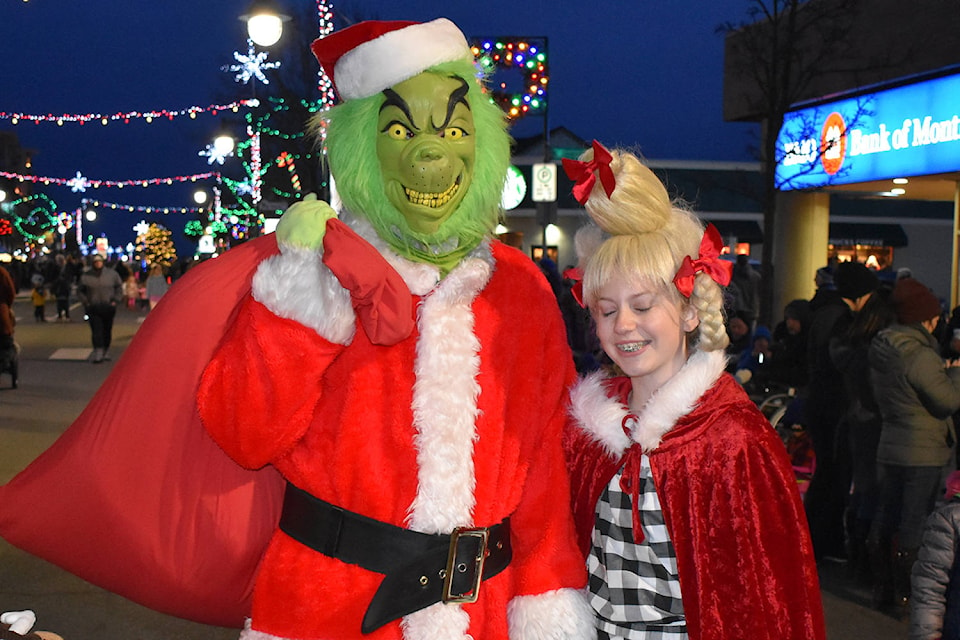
left=313, top=58, right=511, bottom=265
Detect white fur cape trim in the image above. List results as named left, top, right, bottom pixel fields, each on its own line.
left=507, top=588, right=596, bottom=640
left=335, top=18, right=471, bottom=100
left=569, top=350, right=726, bottom=455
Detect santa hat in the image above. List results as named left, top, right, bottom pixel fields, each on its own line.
left=311, top=18, right=472, bottom=101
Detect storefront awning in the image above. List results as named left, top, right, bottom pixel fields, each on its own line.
left=828, top=222, right=908, bottom=247
left=706, top=219, right=765, bottom=244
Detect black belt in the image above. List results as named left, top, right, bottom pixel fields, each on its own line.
left=278, top=483, right=512, bottom=634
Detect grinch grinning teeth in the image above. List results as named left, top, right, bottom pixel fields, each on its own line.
left=404, top=179, right=460, bottom=208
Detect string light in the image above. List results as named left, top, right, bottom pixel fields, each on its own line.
left=80, top=198, right=210, bottom=215
left=0, top=170, right=220, bottom=189
left=470, top=37, right=548, bottom=121
left=0, top=100, right=257, bottom=126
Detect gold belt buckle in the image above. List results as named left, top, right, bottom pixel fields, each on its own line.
left=442, top=526, right=489, bottom=604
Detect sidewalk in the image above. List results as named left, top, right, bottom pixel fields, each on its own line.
left=0, top=296, right=911, bottom=639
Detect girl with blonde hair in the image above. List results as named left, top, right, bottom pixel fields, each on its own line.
left=563, top=142, right=825, bottom=640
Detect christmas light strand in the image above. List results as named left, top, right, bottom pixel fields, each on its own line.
left=0, top=170, right=220, bottom=190
left=0, top=100, right=258, bottom=126
left=80, top=198, right=210, bottom=215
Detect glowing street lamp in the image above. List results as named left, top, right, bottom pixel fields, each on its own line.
left=213, top=133, right=236, bottom=157
left=241, top=0, right=290, bottom=47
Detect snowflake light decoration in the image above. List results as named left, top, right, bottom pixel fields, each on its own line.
left=234, top=180, right=254, bottom=197
left=67, top=171, right=91, bottom=193
left=224, top=39, right=280, bottom=86
left=199, top=143, right=233, bottom=165
left=133, top=220, right=150, bottom=237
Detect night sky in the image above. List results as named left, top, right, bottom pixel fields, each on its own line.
left=0, top=0, right=758, bottom=253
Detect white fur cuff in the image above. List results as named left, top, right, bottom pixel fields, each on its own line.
left=508, top=588, right=595, bottom=640
left=251, top=245, right=356, bottom=345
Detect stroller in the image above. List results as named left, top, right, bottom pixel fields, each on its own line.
left=757, top=388, right=814, bottom=496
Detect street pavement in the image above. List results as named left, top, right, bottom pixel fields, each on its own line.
left=0, top=294, right=910, bottom=639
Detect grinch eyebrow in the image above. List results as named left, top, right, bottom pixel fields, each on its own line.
left=433, top=78, right=471, bottom=130
left=380, top=89, right=418, bottom=129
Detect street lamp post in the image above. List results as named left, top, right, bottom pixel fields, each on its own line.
left=239, top=2, right=287, bottom=223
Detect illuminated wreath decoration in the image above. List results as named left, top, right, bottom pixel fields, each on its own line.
left=5, top=193, right=59, bottom=241
left=470, top=38, right=548, bottom=121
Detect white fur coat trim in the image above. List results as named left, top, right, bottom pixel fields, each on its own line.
left=569, top=350, right=726, bottom=455
left=251, top=213, right=445, bottom=345
left=251, top=244, right=356, bottom=345
left=402, top=240, right=493, bottom=640
left=507, top=588, right=595, bottom=640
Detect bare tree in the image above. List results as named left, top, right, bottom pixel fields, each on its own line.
left=719, top=0, right=903, bottom=323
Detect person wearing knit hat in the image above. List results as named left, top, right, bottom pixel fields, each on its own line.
left=804, top=260, right=880, bottom=563
left=869, top=278, right=960, bottom=617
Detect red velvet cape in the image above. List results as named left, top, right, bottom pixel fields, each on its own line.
left=0, top=236, right=285, bottom=628
left=564, top=374, right=826, bottom=640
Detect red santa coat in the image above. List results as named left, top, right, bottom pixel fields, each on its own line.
left=563, top=350, right=826, bottom=640
left=197, top=216, right=592, bottom=640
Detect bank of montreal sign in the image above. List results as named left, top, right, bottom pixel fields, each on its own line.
left=775, top=71, right=960, bottom=190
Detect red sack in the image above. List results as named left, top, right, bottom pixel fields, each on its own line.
left=0, top=236, right=286, bottom=628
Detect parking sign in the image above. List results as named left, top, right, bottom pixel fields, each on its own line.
left=531, top=163, right=557, bottom=202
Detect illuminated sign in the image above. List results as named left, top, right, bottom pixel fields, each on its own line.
left=775, top=71, right=960, bottom=190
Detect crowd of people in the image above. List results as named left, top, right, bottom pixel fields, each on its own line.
left=0, top=252, right=175, bottom=366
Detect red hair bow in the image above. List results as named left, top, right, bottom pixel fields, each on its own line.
left=562, top=140, right=616, bottom=205
left=672, top=224, right=733, bottom=298
left=562, top=266, right=585, bottom=308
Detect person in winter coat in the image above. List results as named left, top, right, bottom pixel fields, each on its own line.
left=833, top=284, right=897, bottom=583
left=805, top=260, right=879, bottom=561
left=911, top=470, right=960, bottom=640
left=869, top=277, right=960, bottom=617
left=76, top=254, right=123, bottom=363
left=561, top=142, right=825, bottom=640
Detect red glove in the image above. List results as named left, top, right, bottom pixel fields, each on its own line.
left=321, top=218, right=414, bottom=346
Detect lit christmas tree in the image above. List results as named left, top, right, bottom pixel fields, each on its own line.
left=136, top=222, right=177, bottom=267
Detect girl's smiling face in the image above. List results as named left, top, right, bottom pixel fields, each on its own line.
left=593, top=275, right=699, bottom=405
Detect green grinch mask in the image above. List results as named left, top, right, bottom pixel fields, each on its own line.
left=318, top=58, right=511, bottom=273
left=376, top=73, right=475, bottom=235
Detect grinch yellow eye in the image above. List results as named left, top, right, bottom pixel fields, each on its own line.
left=441, top=127, right=466, bottom=140
left=383, top=122, right=413, bottom=140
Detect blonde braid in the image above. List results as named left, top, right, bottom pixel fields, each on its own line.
left=690, top=273, right=729, bottom=352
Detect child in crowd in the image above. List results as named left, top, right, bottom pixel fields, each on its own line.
left=911, top=470, right=960, bottom=640
left=562, top=142, right=825, bottom=639
left=30, top=284, right=46, bottom=323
